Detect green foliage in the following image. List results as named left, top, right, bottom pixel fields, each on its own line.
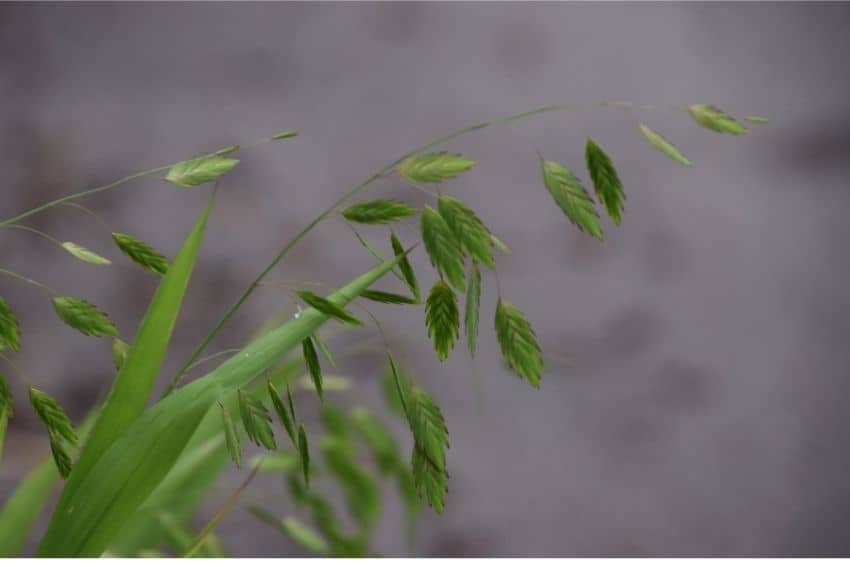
left=638, top=123, right=691, bottom=166
left=540, top=156, right=603, bottom=240
left=585, top=138, right=625, bottom=225
left=0, top=371, right=10, bottom=469
left=270, top=130, right=298, bottom=141
left=407, top=388, right=449, bottom=513
left=322, top=437, right=381, bottom=532
left=165, top=155, right=239, bottom=187
left=391, top=232, right=420, bottom=301
left=296, top=290, right=363, bottom=327
left=61, top=242, right=111, bottom=265
left=425, top=281, right=460, bottom=362
left=111, top=338, right=129, bottom=370
left=490, top=234, right=511, bottom=255
left=341, top=200, right=417, bottom=224
left=28, top=388, right=78, bottom=478
left=51, top=297, right=118, bottom=337
left=219, top=403, right=241, bottom=469
left=238, top=390, right=276, bottom=450
left=247, top=507, right=330, bottom=556
left=687, top=104, right=747, bottom=135
left=421, top=206, right=465, bottom=291
left=111, top=233, right=170, bottom=275
left=745, top=116, right=769, bottom=124
left=268, top=382, right=297, bottom=448
left=298, top=425, right=310, bottom=487
left=437, top=196, right=495, bottom=268
left=350, top=407, right=398, bottom=474
left=397, top=152, right=476, bottom=183
left=359, top=289, right=418, bottom=305
left=464, top=261, right=481, bottom=358
left=302, top=337, right=323, bottom=401
left=0, top=297, right=20, bottom=352
left=494, top=299, right=543, bottom=388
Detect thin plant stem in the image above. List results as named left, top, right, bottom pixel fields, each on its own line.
left=0, top=267, right=58, bottom=296
left=3, top=225, right=64, bottom=247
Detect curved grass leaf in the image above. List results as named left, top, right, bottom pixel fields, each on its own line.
left=298, top=424, right=310, bottom=487
left=397, top=152, right=476, bottom=184
left=220, top=403, right=241, bottom=468
left=165, top=156, right=239, bottom=187
left=687, top=104, right=747, bottom=135
left=51, top=297, right=118, bottom=338
left=0, top=297, right=20, bottom=352
left=38, top=254, right=405, bottom=556
left=302, top=337, right=323, bottom=401
left=360, top=289, right=418, bottom=305
left=238, top=390, right=276, bottom=450
left=585, top=138, right=626, bottom=225
left=421, top=206, right=465, bottom=291
left=112, top=233, right=170, bottom=275
left=540, top=156, right=603, bottom=241
left=437, top=196, right=494, bottom=268
left=340, top=200, right=417, bottom=225
left=296, top=290, right=363, bottom=327
left=495, top=299, right=543, bottom=388
left=465, top=262, right=481, bottom=358
left=391, top=232, right=420, bottom=301
left=61, top=242, right=111, bottom=265
left=638, top=123, right=692, bottom=167
left=425, top=281, right=459, bottom=362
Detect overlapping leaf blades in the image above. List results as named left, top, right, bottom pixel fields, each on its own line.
left=0, top=297, right=20, bottom=351
left=28, top=388, right=78, bottom=478
left=495, top=299, right=543, bottom=388
left=540, top=156, right=603, bottom=240
left=341, top=200, right=417, bottom=225
left=112, top=233, right=170, bottom=275
left=437, top=196, right=494, bottom=268
left=51, top=297, right=118, bottom=338
left=238, top=390, right=276, bottom=450
left=165, top=156, right=239, bottom=187
left=687, top=104, right=747, bottom=135
left=425, top=281, right=459, bottom=362
left=391, top=233, right=420, bottom=301
left=219, top=404, right=241, bottom=469
left=421, top=206, right=465, bottom=291
left=296, top=290, right=363, bottom=327
left=585, top=139, right=625, bottom=225
left=302, top=337, right=324, bottom=401
left=397, top=152, right=476, bottom=183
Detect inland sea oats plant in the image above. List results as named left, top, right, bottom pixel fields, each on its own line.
left=0, top=102, right=766, bottom=557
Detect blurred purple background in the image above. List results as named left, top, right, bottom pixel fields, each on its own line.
left=2, top=2, right=850, bottom=557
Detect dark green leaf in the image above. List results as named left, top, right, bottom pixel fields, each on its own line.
left=302, top=337, right=323, bottom=401
left=268, top=382, right=297, bottom=448
left=51, top=297, right=118, bottom=337
left=406, top=386, right=449, bottom=513
left=238, top=390, right=276, bottom=450
left=687, top=104, right=747, bottom=135
left=29, top=388, right=78, bottom=478
left=421, top=206, right=465, bottom=291
left=495, top=299, right=543, bottom=388
left=296, top=290, right=363, bottom=327
left=465, top=262, right=481, bottom=358
left=437, top=196, right=494, bottom=268
left=638, top=123, right=692, bottom=167
left=341, top=200, right=417, bottom=225
left=0, top=297, right=20, bottom=352
left=585, top=138, right=626, bottom=225
left=396, top=152, right=476, bottom=183
left=540, top=156, right=603, bottom=240
left=391, top=232, right=420, bottom=301
left=165, top=156, right=239, bottom=187
left=425, top=281, right=459, bottom=362
left=112, top=233, right=170, bottom=275
left=219, top=403, right=241, bottom=469
left=360, top=289, right=418, bottom=305
left=298, top=425, right=310, bottom=487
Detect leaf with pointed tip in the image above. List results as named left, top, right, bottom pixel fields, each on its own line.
left=61, top=242, right=111, bottom=265
left=425, top=281, right=459, bottom=362
left=29, top=388, right=78, bottom=478
left=437, top=196, right=494, bottom=268
left=391, top=233, right=420, bottom=301
left=585, top=138, right=626, bottom=225
left=396, top=152, right=476, bottom=183
left=298, top=425, right=310, bottom=487
left=248, top=507, right=329, bottom=556
left=421, top=206, right=465, bottom=291
left=687, top=104, right=747, bottom=135
left=540, top=156, right=603, bottom=240
left=111, top=338, right=129, bottom=370
left=360, top=289, right=418, bottom=305
left=490, top=234, right=511, bottom=255
left=271, top=130, right=298, bottom=141
left=465, top=262, right=481, bottom=358
left=405, top=386, right=449, bottom=513
left=745, top=116, right=769, bottom=124
left=0, top=297, right=20, bottom=352
left=302, top=337, right=323, bottom=401
left=52, top=297, right=118, bottom=337
left=495, top=299, right=543, bottom=388
left=268, top=382, right=297, bottom=448
left=311, top=333, right=336, bottom=367
left=238, top=390, right=276, bottom=450
left=220, top=403, right=241, bottom=469
left=341, top=200, right=417, bottom=224
left=165, top=155, right=239, bottom=187
left=112, top=233, right=170, bottom=275
left=638, top=123, right=692, bottom=167
left=296, top=290, right=363, bottom=327
left=351, top=229, right=405, bottom=283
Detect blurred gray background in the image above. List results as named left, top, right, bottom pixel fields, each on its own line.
left=2, top=1, right=850, bottom=557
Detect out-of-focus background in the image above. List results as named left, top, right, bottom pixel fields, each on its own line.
left=1, top=2, right=849, bottom=557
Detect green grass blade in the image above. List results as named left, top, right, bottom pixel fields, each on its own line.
left=61, top=197, right=213, bottom=506
left=37, top=253, right=407, bottom=557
